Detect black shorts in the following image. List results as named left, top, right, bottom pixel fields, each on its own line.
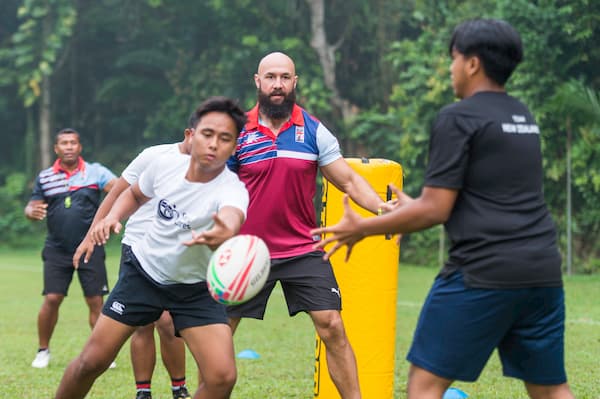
left=407, top=271, right=567, bottom=384
left=102, top=245, right=227, bottom=336
left=227, top=251, right=341, bottom=319
left=42, top=245, right=109, bottom=297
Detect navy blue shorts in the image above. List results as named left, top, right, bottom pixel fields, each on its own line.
left=42, top=245, right=109, bottom=297
left=407, top=271, right=567, bottom=385
left=102, top=245, right=227, bottom=336
left=227, top=251, right=341, bottom=318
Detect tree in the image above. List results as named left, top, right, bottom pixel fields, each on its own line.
left=0, top=0, right=76, bottom=169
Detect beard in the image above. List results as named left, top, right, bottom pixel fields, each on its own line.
left=257, top=88, right=296, bottom=120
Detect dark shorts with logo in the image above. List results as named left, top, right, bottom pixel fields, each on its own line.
left=226, top=251, right=341, bottom=319
left=407, top=270, right=567, bottom=385
left=42, top=245, right=109, bottom=297
left=102, top=245, right=227, bottom=336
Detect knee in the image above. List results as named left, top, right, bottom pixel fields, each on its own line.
left=204, top=366, right=237, bottom=392
left=155, top=318, right=175, bottom=339
left=85, top=296, right=104, bottom=313
left=135, top=324, right=155, bottom=338
left=315, top=314, right=347, bottom=344
left=72, top=352, right=111, bottom=379
left=43, top=294, right=64, bottom=309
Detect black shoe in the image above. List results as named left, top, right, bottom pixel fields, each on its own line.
left=173, top=386, right=191, bottom=399
left=135, top=391, right=152, bottom=399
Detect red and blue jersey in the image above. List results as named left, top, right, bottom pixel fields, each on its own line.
left=228, top=104, right=341, bottom=259
left=31, top=156, right=116, bottom=252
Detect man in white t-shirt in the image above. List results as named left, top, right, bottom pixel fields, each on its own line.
left=74, top=125, right=195, bottom=399
left=55, top=96, right=249, bottom=399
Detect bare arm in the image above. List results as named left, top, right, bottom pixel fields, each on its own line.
left=102, top=177, right=117, bottom=194
left=183, top=206, right=246, bottom=250
left=311, top=185, right=458, bottom=261
left=73, top=177, right=131, bottom=267
left=90, top=182, right=150, bottom=246
left=320, top=158, right=385, bottom=215
left=24, top=199, right=47, bottom=221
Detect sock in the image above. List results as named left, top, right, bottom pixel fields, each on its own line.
left=136, top=380, right=151, bottom=394
left=171, top=377, right=186, bottom=391
left=38, top=348, right=49, bottom=353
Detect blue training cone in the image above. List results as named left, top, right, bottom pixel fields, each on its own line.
left=443, top=387, right=468, bottom=399
left=236, top=349, right=260, bottom=359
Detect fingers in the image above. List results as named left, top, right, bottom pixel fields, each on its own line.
left=90, top=220, right=120, bottom=245
left=344, top=244, right=354, bottom=262
left=395, top=234, right=403, bottom=246
left=310, top=226, right=329, bottom=238
left=322, top=240, right=347, bottom=262
left=33, top=204, right=48, bottom=220
left=73, top=249, right=82, bottom=269
left=183, top=230, right=201, bottom=247
left=183, top=229, right=221, bottom=250
left=389, top=183, right=402, bottom=196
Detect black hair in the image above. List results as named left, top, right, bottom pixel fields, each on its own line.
left=55, top=128, right=80, bottom=143
left=449, top=18, right=523, bottom=86
left=187, top=96, right=247, bottom=136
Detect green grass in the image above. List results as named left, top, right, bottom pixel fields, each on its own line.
left=1, top=247, right=599, bottom=398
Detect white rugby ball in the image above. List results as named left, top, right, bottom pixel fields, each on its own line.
left=207, top=234, right=270, bottom=305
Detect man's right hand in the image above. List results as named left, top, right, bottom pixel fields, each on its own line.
left=26, top=202, right=48, bottom=221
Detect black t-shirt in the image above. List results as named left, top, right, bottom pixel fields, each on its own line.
left=424, top=91, right=562, bottom=288
left=31, top=160, right=115, bottom=253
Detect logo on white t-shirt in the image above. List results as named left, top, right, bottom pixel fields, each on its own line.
left=158, top=199, right=178, bottom=220
left=157, top=198, right=190, bottom=230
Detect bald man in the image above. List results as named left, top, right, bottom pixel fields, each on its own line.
left=226, top=52, right=384, bottom=398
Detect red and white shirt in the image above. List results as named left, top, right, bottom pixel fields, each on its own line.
left=228, top=104, right=341, bottom=259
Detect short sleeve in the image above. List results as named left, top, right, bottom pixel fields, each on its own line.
left=316, top=123, right=342, bottom=167
left=137, top=159, right=160, bottom=198
left=30, top=175, right=44, bottom=200
left=122, top=144, right=174, bottom=184
left=92, top=164, right=117, bottom=190
left=218, top=174, right=249, bottom=217
left=424, top=112, right=471, bottom=189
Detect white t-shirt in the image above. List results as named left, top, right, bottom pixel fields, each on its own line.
left=131, top=154, right=249, bottom=285
left=121, top=143, right=184, bottom=246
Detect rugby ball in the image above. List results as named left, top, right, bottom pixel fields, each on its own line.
left=207, top=234, right=270, bottom=305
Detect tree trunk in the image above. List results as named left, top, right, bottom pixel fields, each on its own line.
left=25, top=108, right=36, bottom=179
left=39, top=11, right=53, bottom=168
left=566, top=117, right=572, bottom=275
left=39, top=73, right=52, bottom=168
left=305, top=0, right=357, bottom=125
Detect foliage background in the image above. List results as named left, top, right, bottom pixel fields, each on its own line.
left=0, top=0, right=599, bottom=272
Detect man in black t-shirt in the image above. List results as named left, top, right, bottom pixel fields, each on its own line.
left=312, top=19, right=574, bottom=399
left=24, top=128, right=116, bottom=369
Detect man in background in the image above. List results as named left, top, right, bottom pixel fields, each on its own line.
left=25, top=128, right=116, bottom=368
left=227, top=52, right=385, bottom=399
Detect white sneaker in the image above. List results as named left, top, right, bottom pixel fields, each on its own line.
left=31, top=349, right=50, bottom=368
left=109, top=361, right=117, bottom=369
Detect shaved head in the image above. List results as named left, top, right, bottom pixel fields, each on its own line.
left=257, top=52, right=296, bottom=76
left=254, top=52, right=298, bottom=121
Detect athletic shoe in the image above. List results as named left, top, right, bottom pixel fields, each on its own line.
left=135, top=391, right=152, bottom=399
left=31, top=349, right=50, bottom=368
left=109, top=361, right=117, bottom=369
left=173, top=386, right=191, bottom=399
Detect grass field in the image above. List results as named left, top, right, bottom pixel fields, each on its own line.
left=1, top=247, right=599, bottom=399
